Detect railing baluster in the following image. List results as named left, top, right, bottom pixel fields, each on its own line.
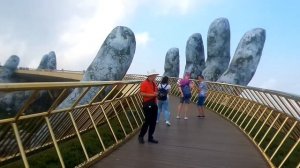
left=248, top=107, right=268, bottom=136
left=100, top=105, right=118, bottom=143
left=239, top=103, right=256, bottom=128
left=264, top=117, right=289, bottom=153
left=258, top=113, right=281, bottom=146
left=110, top=102, right=127, bottom=136
left=235, top=101, right=251, bottom=125
left=270, top=121, right=297, bottom=160
left=45, top=117, right=65, bottom=168
left=119, top=100, right=134, bottom=131
left=253, top=110, right=274, bottom=141
left=278, top=139, right=300, bottom=168
left=86, top=108, right=106, bottom=150
left=11, top=123, right=29, bottom=168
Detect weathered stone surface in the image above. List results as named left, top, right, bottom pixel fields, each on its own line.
left=58, top=26, right=136, bottom=109
left=217, top=28, right=266, bottom=85
left=37, top=51, right=57, bottom=70
left=203, top=18, right=230, bottom=81
left=0, top=53, right=57, bottom=119
left=163, top=48, right=179, bottom=77
left=184, top=33, right=205, bottom=79
left=0, top=55, right=20, bottom=82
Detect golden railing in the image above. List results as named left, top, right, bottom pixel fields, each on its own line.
left=0, top=74, right=299, bottom=167
left=0, top=80, right=144, bottom=167
left=168, top=78, right=299, bottom=168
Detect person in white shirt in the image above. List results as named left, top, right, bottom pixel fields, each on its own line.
left=196, top=74, right=208, bottom=118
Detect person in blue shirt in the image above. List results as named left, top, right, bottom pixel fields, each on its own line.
left=196, top=74, right=207, bottom=117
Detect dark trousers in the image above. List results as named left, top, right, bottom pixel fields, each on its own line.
left=139, top=102, right=158, bottom=140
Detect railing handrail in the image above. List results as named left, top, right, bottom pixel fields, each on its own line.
left=0, top=74, right=299, bottom=168
left=0, top=80, right=142, bottom=91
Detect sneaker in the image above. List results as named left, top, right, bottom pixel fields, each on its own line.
left=184, top=117, right=188, bottom=120
left=138, top=137, right=144, bottom=144
left=148, top=139, right=159, bottom=144
left=166, top=121, right=171, bottom=126
left=176, top=116, right=180, bottom=119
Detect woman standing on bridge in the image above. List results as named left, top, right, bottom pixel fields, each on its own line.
left=177, top=72, right=193, bottom=119
left=157, top=76, right=171, bottom=126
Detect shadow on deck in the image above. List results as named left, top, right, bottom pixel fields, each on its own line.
left=92, top=95, right=268, bottom=168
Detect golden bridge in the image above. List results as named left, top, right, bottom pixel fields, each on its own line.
left=0, top=69, right=299, bottom=168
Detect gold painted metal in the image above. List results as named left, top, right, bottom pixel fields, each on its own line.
left=253, top=110, right=273, bottom=140
left=222, top=97, right=237, bottom=116
left=11, top=123, right=29, bottom=168
left=234, top=101, right=251, bottom=125
left=125, top=98, right=140, bottom=126
left=264, top=117, right=289, bottom=153
left=207, top=92, right=219, bottom=109
left=248, top=107, right=268, bottom=136
left=270, top=121, right=297, bottom=160
left=0, top=79, right=145, bottom=167
left=110, top=102, right=127, bottom=136
left=216, top=95, right=230, bottom=113
left=47, top=89, right=68, bottom=113
left=45, top=117, right=65, bottom=168
left=100, top=105, right=118, bottom=143
left=212, top=94, right=226, bottom=111
left=220, top=97, right=237, bottom=115
left=226, top=99, right=242, bottom=118
left=118, top=100, right=134, bottom=131
left=68, top=111, right=90, bottom=160
left=88, top=86, right=106, bottom=105
left=130, top=96, right=143, bottom=123
left=230, top=100, right=246, bottom=121
left=71, top=87, right=91, bottom=108
left=238, top=103, right=256, bottom=128
left=243, top=105, right=262, bottom=131
left=133, top=95, right=144, bottom=119
left=258, top=113, right=281, bottom=146
left=15, top=90, right=39, bottom=120
left=86, top=108, right=106, bottom=150
left=1, top=74, right=300, bottom=168
left=278, top=139, right=300, bottom=168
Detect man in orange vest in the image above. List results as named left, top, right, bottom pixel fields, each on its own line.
left=138, top=70, right=159, bottom=144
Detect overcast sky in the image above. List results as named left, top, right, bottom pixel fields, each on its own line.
left=0, top=0, right=299, bottom=95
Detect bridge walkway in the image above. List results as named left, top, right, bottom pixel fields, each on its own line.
left=92, top=96, right=268, bottom=168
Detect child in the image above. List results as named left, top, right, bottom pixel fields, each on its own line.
left=196, top=74, right=207, bottom=117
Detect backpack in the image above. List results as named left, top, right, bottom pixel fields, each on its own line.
left=157, top=84, right=168, bottom=101
left=181, top=84, right=191, bottom=98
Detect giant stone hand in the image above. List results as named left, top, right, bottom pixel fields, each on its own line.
left=164, top=17, right=266, bottom=86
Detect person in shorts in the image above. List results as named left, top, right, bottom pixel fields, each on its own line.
left=176, top=72, right=193, bottom=120
left=196, top=74, right=207, bottom=118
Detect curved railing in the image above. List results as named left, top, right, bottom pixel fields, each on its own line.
left=167, top=78, right=299, bottom=168
left=0, top=74, right=299, bottom=167
left=0, top=80, right=144, bottom=167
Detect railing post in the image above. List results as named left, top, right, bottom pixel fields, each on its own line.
left=45, top=116, right=65, bottom=168
left=11, top=123, right=29, bottom=168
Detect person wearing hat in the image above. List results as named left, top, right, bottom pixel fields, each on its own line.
left=138, top=70, right=159, bottom=144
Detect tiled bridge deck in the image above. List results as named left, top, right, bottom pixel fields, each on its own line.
left=92, top=96, right=268, bottom=168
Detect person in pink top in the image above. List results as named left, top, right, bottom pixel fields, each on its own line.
left=176, top=72, right=194, bottom=119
